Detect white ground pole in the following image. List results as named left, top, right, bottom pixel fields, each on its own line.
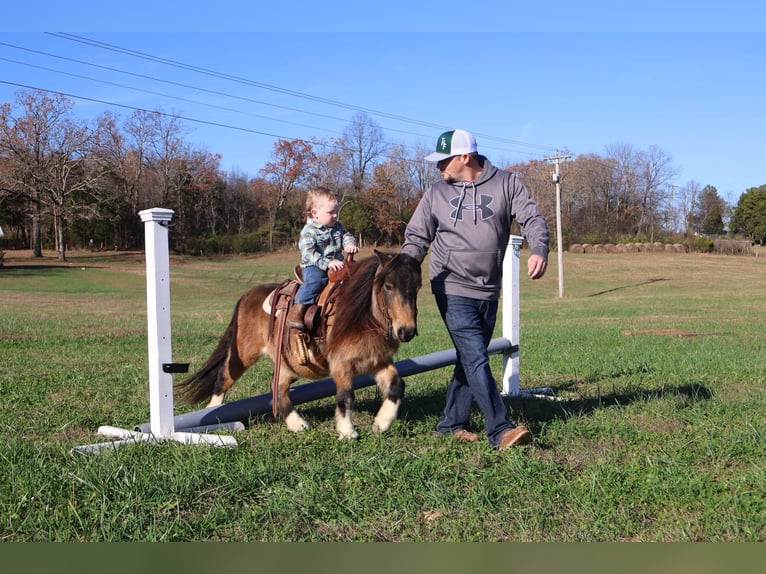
left=502, top=235, right=555, bottom=399
left=72, top=208, right=240, bottom=455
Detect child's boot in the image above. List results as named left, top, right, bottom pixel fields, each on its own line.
left=286, top=303, right=308, bottom=331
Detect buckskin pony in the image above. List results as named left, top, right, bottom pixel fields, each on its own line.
left=175, top=250, right=422, bottom=439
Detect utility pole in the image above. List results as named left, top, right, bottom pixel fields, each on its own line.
left=544, top=151, right=571, bottom=298
left=668, top=183, right=679, bottom=233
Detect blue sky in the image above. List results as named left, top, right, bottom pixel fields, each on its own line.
left=2, top=3, right=765, bottom=204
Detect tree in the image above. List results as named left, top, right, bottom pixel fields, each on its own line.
left=258, top=139, right=314, bottom=250
left=342, top=113, right=385, bottom=198
left=221, top=168, right=257, bottom=235
left=306, top=136, right=350, bottom=193
left=362, top=152, right=412, bottom=245
left=692, top=185, right=726, bottom=236
left=92, top=109, right=156, bottom=248
left=570, top=154, right=615, bottom=242
left=179, top=148, right=225, bottom=241
left=679, top=179, right=702, bottom=236
left=731, top=185, right=766, bottom=244
left=636, top=145, right=676, bottom=241
left=0, top=90, right=97, bottom=260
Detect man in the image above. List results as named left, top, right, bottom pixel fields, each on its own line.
left=401, top=129, right=549, bottom=450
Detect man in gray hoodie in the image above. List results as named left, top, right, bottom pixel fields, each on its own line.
left=401, top=129, right=549, bottom=450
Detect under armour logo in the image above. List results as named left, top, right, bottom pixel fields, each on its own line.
left=450, top=194, right=495, bottom=220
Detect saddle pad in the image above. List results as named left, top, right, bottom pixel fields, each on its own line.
left=262, top=287, right=281, bottom=315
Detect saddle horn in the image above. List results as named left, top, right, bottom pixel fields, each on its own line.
left=328, top=252, right=355, bottom=283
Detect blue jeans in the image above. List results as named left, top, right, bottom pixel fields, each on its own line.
left=295, top=266, right=328, bottom=304
left=435, top=293, right=516, bottom=448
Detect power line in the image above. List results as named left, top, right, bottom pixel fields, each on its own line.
left=0, top=55, right=348, bottom=140
left=48, top=33, right=558, bottom=154
left=2, top=39, right=551, bottom=159
left=1, top=34, right=562, bottom=167
left=0, top=79, right=418, bottom=165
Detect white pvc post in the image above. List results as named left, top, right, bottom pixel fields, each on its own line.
left=72, top=208, right=239, bottom=454
left=140, top=208, right=176, bottom=437
left=500, top=235, right=523, bottom=396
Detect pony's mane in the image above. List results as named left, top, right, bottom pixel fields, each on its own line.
left=326, top=252, right=420, bottom=352
left=329, top=254, right=381, bottom=340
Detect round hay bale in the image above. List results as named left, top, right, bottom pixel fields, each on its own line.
left=569, top=243, right=583, bottom=253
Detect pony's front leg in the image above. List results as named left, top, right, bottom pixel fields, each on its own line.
left=333, top=374, right=359, bottom=440
left=277, top=373, right=309, bottom=432
left=372, top=364, right=405, bottom=434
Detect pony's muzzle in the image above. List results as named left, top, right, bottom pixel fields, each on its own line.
left=397, top=325, right=417, bottom=342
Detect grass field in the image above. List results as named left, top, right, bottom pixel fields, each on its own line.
left=1, top=245, right=765, bottom=541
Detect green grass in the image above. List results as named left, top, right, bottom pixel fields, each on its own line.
left=1, top=247, right=766, bottom=541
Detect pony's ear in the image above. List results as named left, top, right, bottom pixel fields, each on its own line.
left=374, top=249, right=394, bottom=266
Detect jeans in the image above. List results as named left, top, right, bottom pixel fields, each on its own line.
left=435, top=293, right=515, bottom=448
left=295, top=266, right=328, bottom=304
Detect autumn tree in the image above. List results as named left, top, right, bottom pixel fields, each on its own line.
left=361, top=148, right=413, bottom=245
left=401, top=141, right=436, bottom=208
left=92, top=109, right=157, bottom=248
left=180, top=149, right=225, bottom=238
left=221, top=168, right=259, bottom=235
left=507, top=158, right=558, bottom=243
left=307, top=136, right=350, bottom=193
left=146, top=111, right=189, bottom=211
left=0, top=90, right=99, bottom=260
left=258, top=139, right=314, bottom=250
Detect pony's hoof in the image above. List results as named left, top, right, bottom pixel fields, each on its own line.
left=337, top=430, right=360, bottom=440
left=371, top=422, right=388, bottom=434
left=285, top=411, right=310, bottom=432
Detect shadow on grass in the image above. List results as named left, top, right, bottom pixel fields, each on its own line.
left=0, top=265, right=113, bottom=277
left=587, top=276, right=667, bottom=297
left=229, top=368, right=713, bottom=441
left=512, top=381, right=713, bottom=428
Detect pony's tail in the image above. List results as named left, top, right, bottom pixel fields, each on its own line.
left=174, top=298, right=242, bottom=405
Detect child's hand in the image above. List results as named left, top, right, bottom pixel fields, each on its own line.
left=328, top=260, right=344, bottom=271
left=344, top=244, right=359, bottom=254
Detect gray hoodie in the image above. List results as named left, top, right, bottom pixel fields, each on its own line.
left=401, top=157, right=549, bottom=300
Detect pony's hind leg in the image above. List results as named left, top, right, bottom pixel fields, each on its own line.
left=206, top=350, right=247, bottom=407
left=331, top=367, right=359, bottom=439
left=372, top=364, right=405, bottom=434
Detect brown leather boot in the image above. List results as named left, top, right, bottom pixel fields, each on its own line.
left=286, top=303, right=308, bottom=331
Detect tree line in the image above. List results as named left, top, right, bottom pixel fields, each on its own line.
left=1, top=89, right=764, bottom=262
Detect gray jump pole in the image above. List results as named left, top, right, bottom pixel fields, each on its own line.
left=135, top=234, right=548, bottom=434
left=136, top=337, right=519, bottom=433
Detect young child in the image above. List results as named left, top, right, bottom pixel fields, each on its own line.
left=287, top=187, right=358, bottom=330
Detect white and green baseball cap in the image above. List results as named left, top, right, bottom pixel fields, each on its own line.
left=424, top=129, right=478, bottom=162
